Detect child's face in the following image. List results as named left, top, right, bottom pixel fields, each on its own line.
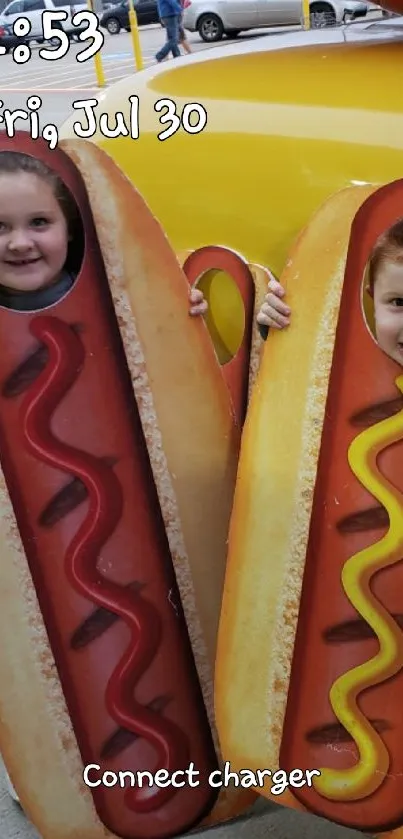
left=0, top=172, right=68, bottom=295
left=373, top=259, right=403, bottom=366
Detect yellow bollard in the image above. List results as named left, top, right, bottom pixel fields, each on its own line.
left=93, top=49, right=106, bottom=87
left=87, top=0, right=106, bottom=86
left=128, top=0, right=144, bottom=70
left=302, top=0, right=311, bottom=28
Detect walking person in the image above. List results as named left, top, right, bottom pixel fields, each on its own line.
left=155, top=0, right=182, bottom=62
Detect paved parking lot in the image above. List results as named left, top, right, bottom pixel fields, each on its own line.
left=0, top=26, right=183, bottom=90
left=0, top=6, right=382, bottom=96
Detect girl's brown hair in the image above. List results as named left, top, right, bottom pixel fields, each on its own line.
left=0, top=151, right=84, bottom=274
left=368, top=219, right=403, bottom=294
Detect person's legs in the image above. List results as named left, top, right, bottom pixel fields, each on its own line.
left=156, top=15, right=180, bottom=60
left=156, top=17, right=169, bottom=60
left=179, top=21, right=192, bottom=53
left=170, top=15, right=180, bottom=56
left=165, top=15, right=180, bottom=57
left=158, top=18, right=169, bottom=60
left=181, top=34, right=192, bottom=53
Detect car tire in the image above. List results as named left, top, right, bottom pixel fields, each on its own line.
left=106, top=17, right=121, bottom=34
left=225, top=28, right=241, bottom=37
left=197, top=13, right=224, bottom=41
left=46, top=19, right=64, bottom=46
left=309, top=2, right=336, bottom=27
left=125, top=25, right=130, bottom=30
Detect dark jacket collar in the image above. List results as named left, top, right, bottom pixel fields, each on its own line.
left=0, top=272, right=74, bottom=312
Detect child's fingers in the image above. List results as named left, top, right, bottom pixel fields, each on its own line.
left=267, top=278, right=285, bottom=298
left=189, top=286, right=208, bottom=316
left=264, top=292, right=290, bottom=317
left=189, top=300, right=208, bottom=316
left=189, top=287, right=204, bottom=304
left=256, top=312, right=289, bottom=330
left=257, top=303, right=290, bottom=329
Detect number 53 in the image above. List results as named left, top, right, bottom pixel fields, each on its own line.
left=39, top=10, right=104, bottom=62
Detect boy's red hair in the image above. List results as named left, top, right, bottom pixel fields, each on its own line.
left=368, top=219, right=403, bottom=295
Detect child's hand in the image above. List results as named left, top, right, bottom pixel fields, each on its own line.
left=256, top=278, right=291, bottom=330
left=189, top=287, right=208, bottom=316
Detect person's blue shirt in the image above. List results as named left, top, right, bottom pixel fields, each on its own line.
left=157, top=0, right=181, bottom=17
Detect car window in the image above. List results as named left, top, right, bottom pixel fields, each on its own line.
left=4, top=0, right=24, bottom=14
left=22, top=0, right=45, bottom=10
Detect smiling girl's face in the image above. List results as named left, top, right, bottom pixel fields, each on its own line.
left=373, top=259, right=403, bottom=367
left=0, top=171, right=69, bottom=295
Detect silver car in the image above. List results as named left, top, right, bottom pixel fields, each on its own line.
left=182, top=0, right=370, bottom=41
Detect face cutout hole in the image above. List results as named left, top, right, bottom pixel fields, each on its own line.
left=197, top=268, right=245, bottom=365
left=360, top=219, right=403, bottom=368
left=0, top=151, right=84, bottom=312
left=361, top=263, right=376, bottom=339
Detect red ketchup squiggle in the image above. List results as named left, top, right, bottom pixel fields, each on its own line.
left=21, top=315, right=190, bottom=813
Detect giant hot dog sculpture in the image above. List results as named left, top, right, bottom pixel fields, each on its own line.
left=0, top=132, right=266, bottom=839
left=215, top=180, right=403, bottom=836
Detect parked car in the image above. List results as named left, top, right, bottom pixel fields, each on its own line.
left=0, top=19, right=21, bottom=48
left=346, top=9, right=403, bottom=27
left=182, top=0, right=371, bottom=41
left=0, top=0, right=87, bottom=41
left=100, top=0, right=158, bottom=33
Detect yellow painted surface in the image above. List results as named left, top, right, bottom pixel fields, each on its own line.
left=61, top=37, right=403, bottom=350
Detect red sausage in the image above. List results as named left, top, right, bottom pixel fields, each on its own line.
left=280, top=180, right=403, bottom=833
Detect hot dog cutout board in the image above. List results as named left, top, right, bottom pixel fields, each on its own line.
left=0, top=131, right=268, bottom=839
left=215, top=180, right=403, bottom=837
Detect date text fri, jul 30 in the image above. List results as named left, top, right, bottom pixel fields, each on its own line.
left=0, top=96, right=209, bottom=148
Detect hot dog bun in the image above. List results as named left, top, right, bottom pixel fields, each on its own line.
left=247, top=263, right=275, bottom=398
left=0, top=135, right=257, bottom=838
left=215, top=184, right=378, bottom=812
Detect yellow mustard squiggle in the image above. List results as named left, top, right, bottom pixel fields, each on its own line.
left=313, top=374, right=403, bottom=802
